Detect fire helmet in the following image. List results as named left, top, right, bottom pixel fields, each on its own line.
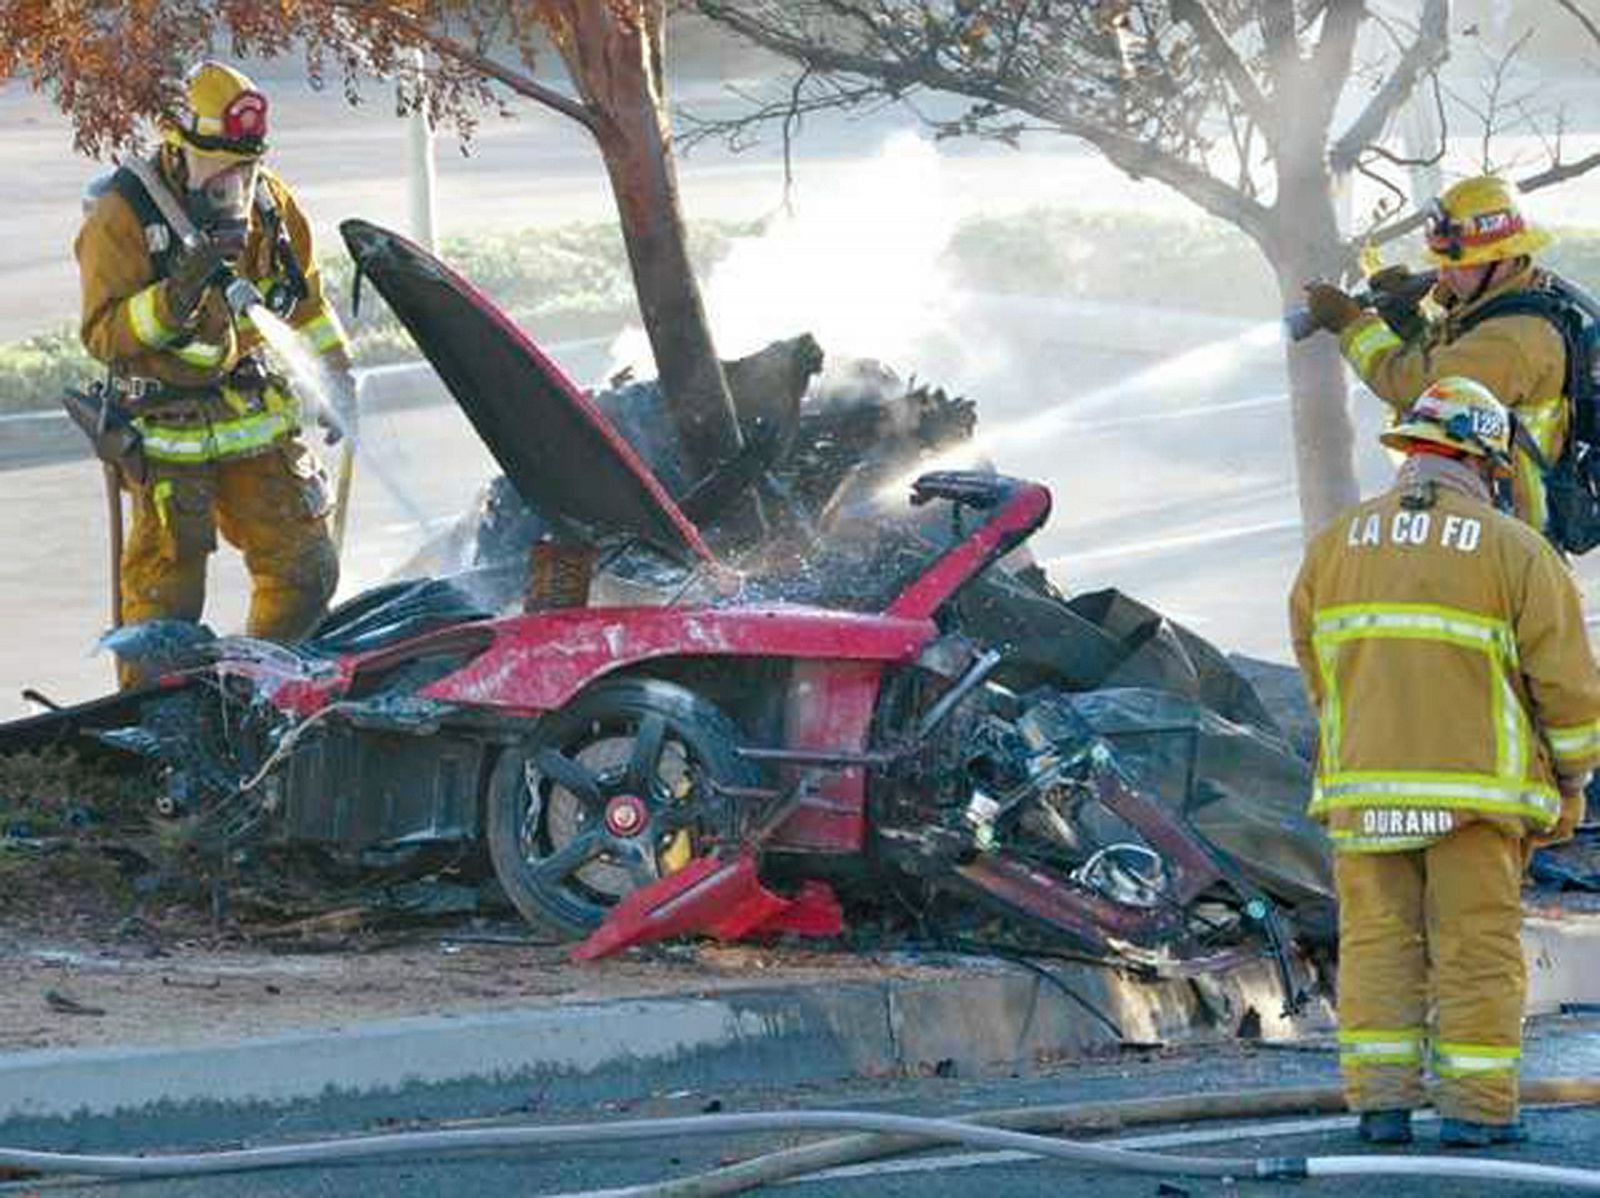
left=1379, top=376, right=1513, bottom=463
left=1423, top=175, right=1550, bottom=268
left=163, top=62, right=269, bottom=163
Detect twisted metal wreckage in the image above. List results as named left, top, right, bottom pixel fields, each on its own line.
left=0, top=222, right=1334, bottom=1006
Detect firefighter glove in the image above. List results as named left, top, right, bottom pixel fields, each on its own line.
left=166, top=239, right=230, bottom=326
left=1367, top=264, right=1419, bottom=297
left=1303, top=282, right=1364, bottom=334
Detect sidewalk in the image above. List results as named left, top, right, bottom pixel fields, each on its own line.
left=0, top=935, right=1321, bottom=1124
left=6, top=903, right=1600, bottom=1126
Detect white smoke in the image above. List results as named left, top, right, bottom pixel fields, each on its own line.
left=608, top=131, right=963, bottom=378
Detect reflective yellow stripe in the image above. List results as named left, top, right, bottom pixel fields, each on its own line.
left=1434, top=1042, right=1520, bottom=1078
left=151, top=479, right=175, bottom=530
left=1549, top=720, right=1600, bottom=766
left=1340, top=1028, right=1424, bottom=1067
left=295, top=307, right=347, bottom=354
left=1312, top=604, right=1514, bottom=658
left=1317, top=638, right=1344, bottom=773
left=1327, top=829, right=1440, bottom=853
left=1309, top=602, right=1547, bottom=822
left=135, top=410, right=295, bottom=464
left=1310, top=772, right=1560, bottom=825
left=1343, top=318, right=1403, bottom=379
left=171, top=339, right=227, bottom=369
left=1519, top=397, right=1565, bottom=455
left=127, top=284, right=177, bottom=349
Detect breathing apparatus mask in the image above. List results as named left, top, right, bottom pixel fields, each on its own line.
left=186, top=159, right=257, bottom=263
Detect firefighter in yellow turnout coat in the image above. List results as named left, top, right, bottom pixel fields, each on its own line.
left=1303, top=176, right=1566, bottom=534
left=75, top=62, right=353, bottom=682
left=1290, top=377, right=1600, bottom=1147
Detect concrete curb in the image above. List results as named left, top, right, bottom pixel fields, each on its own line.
left=6, top=909, right=1599, bottom=1125
left=0, top=956, right=1314, bottom=1124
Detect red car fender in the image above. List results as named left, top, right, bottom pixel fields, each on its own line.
left=417, top=606, right=935, bottom=712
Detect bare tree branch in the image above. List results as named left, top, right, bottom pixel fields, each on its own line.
left=333, top=0, right=598, bottom=132
left=697, top=0, right=1274, bottom=242
left=1329, top=0, right=1448, bottom=173
left=1170, top=0, right=1274, bottom=139
left=1556, top=0, right=1600, bottom=46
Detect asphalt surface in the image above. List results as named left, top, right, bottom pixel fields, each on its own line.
left=6, top=1020, right=1600, bottom=1196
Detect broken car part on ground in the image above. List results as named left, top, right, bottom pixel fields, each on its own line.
left=0, top=221, right=1334, bottom=1007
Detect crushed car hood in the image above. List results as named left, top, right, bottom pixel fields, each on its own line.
left=339, top=219, right=712, bottom=563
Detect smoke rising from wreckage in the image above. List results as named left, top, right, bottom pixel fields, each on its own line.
left=0, top=222, right=1333, bottom=999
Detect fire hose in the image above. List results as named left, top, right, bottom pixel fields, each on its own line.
left=3, top=1080, right=1599, bottom=1190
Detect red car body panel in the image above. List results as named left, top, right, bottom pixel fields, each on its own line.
left=417, top=607, right=935, bottom=715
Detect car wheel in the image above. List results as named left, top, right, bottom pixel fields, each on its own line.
left=485, top=678, right=755, bottom=938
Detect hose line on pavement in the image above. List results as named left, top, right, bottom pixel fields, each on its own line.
left=609, top=1077, right=1600, bottom=1197
left=1, top=1082, right=1598, bottom=1191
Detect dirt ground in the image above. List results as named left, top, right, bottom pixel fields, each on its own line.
left=0, top=920, right=948, bottom=1055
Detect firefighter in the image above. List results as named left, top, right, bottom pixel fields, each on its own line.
left=75, top=60, right=353, bottom=685
left=1302, top=175, right=1564, bottom=533
left=1289, top=376, right=1600, bottom=1147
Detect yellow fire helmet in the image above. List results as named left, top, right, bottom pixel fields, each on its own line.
left=1380, top=376, right=1513, bottom=463
left=163, top=61, right=269, bottom=163
left=1424, top=175, right=1551, bottom=268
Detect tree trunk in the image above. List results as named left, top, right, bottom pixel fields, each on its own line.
left=1268, top=173, right=1362, bottom=536
left=551, top=4, right=751, bottom=510
left=592, top=115, right=746, bottom=483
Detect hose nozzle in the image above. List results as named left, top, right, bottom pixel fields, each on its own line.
left=221, top=274, right=266, bottom=320
left=1283, top=306, right=1320, bottom=342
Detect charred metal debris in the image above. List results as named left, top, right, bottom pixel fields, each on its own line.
left=2, top=221, right=1333, bottom=1012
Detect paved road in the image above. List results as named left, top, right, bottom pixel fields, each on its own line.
left=6, top=1021, right=1600, bottom=1196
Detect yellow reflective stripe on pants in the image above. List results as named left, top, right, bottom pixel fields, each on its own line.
left=1339, top=1028, right=1424, bottom=1068
left=1342, top=319, right=1403, bottom=379
left=1434, top=1042, right=1519, bottom=1079
left=151, top=478, right=175, bottom=532
left=126, top=283, right=178, bottom=349
left=1310, top=772, right=1560, bottom=825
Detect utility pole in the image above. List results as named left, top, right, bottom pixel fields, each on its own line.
left=404, top=48, right=438, bottom=251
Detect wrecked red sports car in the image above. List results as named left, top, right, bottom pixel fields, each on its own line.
left=0, top=222, right=1332, bottom=1003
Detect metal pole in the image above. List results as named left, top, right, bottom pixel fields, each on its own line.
left=405, top=48, right=438, bottom=251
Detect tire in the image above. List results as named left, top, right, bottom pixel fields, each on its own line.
left=485, top=678, right=756, bottom=938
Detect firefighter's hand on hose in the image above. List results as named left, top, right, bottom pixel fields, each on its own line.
left=165, top=239, right=230, bottom=326
left=318, top=367, right=358, bottom=447
left=1367, top=264, right=1420, bottom=297
left=1302, top=282, right=1364, bottom=335
left=1533, top=774, right=1590, bottom=850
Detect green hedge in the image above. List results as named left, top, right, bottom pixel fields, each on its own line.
left=8, top=212, right=1600, bottom=414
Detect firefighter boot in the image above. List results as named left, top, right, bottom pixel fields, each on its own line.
left=1358, top=1110, right=1413, bottom=1145
left=1439, top=1118, right=1529, bottom=1148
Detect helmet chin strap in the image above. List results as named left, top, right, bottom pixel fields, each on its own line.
left=1463, top=259, right=1505, bottom=307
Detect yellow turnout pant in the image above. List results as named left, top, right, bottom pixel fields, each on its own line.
left=118, top=439, right=338, bottom=685
left=1334, top=820, right=1526, bottom=1124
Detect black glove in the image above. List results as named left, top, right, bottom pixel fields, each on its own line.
left=1367, top=264, right=1419, bottom=297
left=165, top=239, right=229, bottom=325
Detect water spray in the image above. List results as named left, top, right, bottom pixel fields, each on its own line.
left=878, top=319, right=1287, bottom=503
left=242, top=294, right=430, bottom=538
